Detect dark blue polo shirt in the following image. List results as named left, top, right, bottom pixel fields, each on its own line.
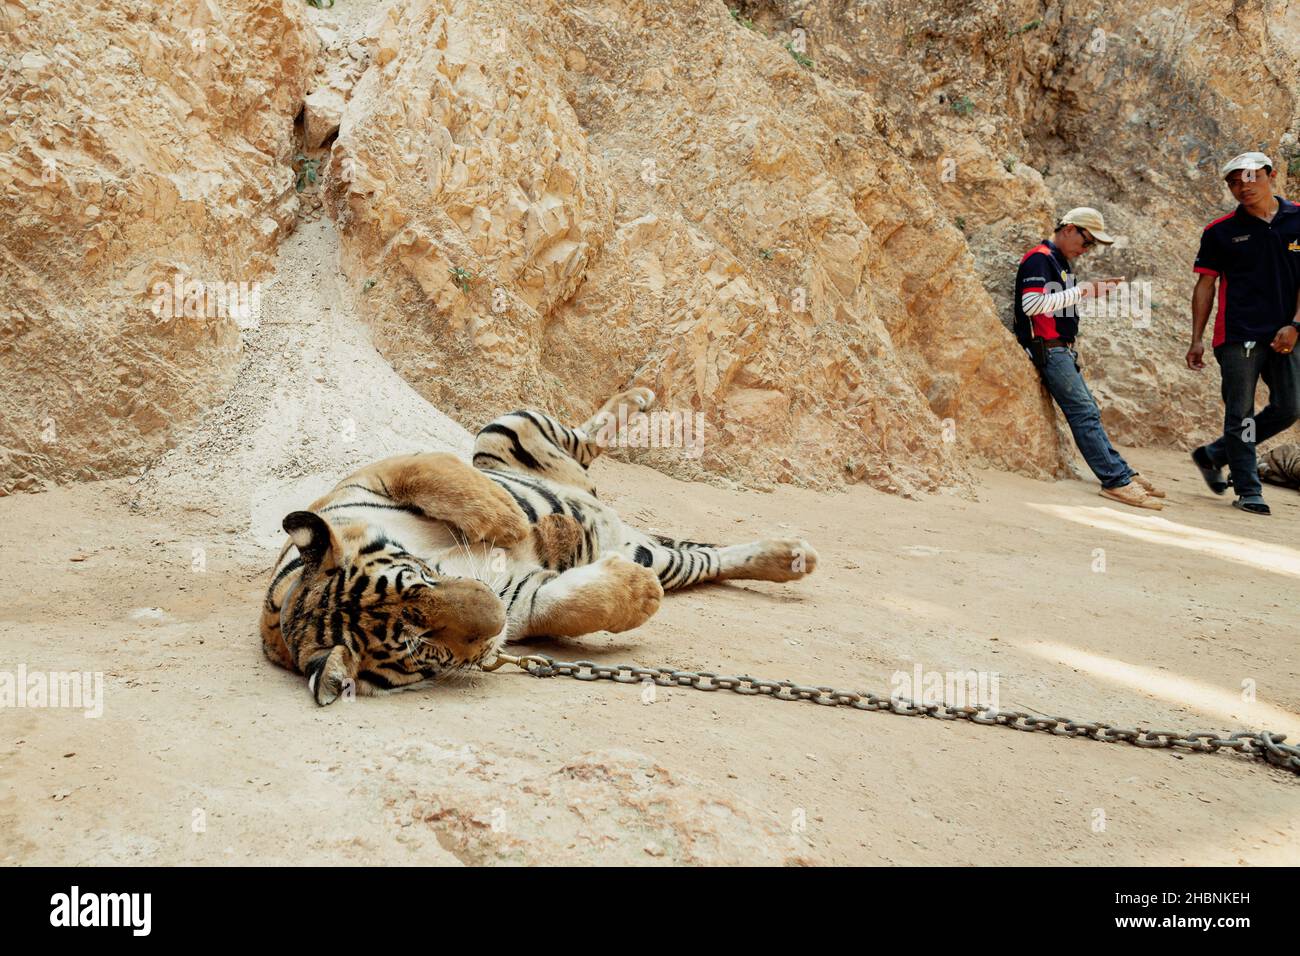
left=1013, top=238, right=1077, bottom=344
left=1193, top=196, right=1300, bottom=347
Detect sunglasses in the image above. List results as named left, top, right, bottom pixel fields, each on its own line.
left=1078, top=228, right=1097, bottom=249
left=1225, top=169, right=1272, bottom=192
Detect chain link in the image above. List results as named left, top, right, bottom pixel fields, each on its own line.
left=483, top=653, right=1300, bottom=777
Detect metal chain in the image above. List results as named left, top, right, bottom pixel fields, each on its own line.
left=482, top=653, right=1300, bottom=777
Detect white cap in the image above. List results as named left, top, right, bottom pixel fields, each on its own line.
left=1058, top=207, right=1114, bottom=245
left=1220, top=151, right=1273, bottom=180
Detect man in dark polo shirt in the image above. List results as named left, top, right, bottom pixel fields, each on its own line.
left=1014, top=207, right=1167, bottom=509
left=1188, top=151, right=1300, bottom=516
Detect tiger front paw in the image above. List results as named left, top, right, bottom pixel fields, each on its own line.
left=459, top=480, right=531, bottom=547
left=306, top=645, right=356, bottom=706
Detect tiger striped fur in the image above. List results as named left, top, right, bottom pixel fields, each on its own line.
left=260, top=387, right=818, bottom=704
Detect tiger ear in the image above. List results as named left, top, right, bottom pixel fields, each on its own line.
left=283, top=511, right=341, bottom=570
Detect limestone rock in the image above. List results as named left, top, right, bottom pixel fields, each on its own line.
left=303, top=86, right=346, bottom=150
left=324, top=0, right=1067, bottom=494
left=0, top=0, right=317, bottom=495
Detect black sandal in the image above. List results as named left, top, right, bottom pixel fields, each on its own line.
left=1191, top=446, right=1228, bottom=495
left=1232, top=496, right=1271, bottom=515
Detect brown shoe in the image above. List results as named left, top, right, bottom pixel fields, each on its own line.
left=1131, top=474, right=1166, bottom=498
left=1100, top=482, right=1163, bottom=510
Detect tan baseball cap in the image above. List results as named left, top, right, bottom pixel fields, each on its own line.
left=1220, top=151, right=1273, bottom=179
left=1059, top=207, right=1114, bottom=245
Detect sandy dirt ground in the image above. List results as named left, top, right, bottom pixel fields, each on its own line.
left=2, top=445, right=1298, bottom=865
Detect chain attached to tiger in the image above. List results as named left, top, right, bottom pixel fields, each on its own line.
left=483, top=653, right=1300, bottom=777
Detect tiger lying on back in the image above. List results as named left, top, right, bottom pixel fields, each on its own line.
left=260, top=387, right=818, bottom=704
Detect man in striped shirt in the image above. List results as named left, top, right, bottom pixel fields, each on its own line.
left=1013, top=207, right=1167, bottom=509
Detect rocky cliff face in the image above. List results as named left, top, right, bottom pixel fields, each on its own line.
left=0, top=0, right=316, bottom=493
left=5, top=0, right=1299, bottom=496
left=325, top=0, right=1065, bottom=495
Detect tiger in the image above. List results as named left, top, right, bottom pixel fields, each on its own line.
left=1259, top=442, right=1300, bottom=489
left=259, top=387, right=819, bottom=705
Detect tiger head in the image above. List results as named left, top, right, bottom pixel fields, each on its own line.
left=279, top=510, right=506, bottom=705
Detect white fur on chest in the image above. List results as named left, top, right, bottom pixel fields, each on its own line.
left=367, top=508, right=461, bottom=560
left=341, top=506, right=538, bottom=591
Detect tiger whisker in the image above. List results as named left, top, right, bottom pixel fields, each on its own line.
left=484, top=535, right=509, bottom=589
left=452, top=534, right=483, bottom=581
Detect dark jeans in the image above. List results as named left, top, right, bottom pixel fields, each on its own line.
left=1204, top=342, right=1300, bottom=497
left=1040, top=346, right=1134, bottom=489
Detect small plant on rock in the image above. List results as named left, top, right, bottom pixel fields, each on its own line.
left=729, top=8, right=759, bottom=32
left=293, top=154, right=319, bottom=192
left=449, top=266, right=477, bottom=294
left=950, top=95, right=975, bottom=116
left=784, top=40, right=813, bottom=69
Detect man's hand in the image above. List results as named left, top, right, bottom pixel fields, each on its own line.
left=1079, top=276, right=1126, bottom=299
left=1186, top=340, right=1206, bottom=370
left=1271, top=324, right=1298, bottom=354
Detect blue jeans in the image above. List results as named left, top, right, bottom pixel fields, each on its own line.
left=1040, top=347, right=1134, bottom=489
left=1204, top=342, right=1300, bottom=497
